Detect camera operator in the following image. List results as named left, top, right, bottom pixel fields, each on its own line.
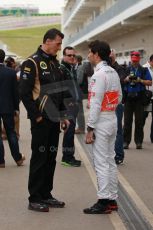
left=123, top=51, right=152, bottom=149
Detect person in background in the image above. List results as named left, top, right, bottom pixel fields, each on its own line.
left=0, top=49, right=25, bottom=168
left=123, top=51, right=152, bottom=149
left=1, top=57, right=20, bottom=140
left=143, top=54, right=153, bottom=143
left=75, top=55, right=85, bottom=134
left=60, top=46, right=81, bottom=167
left=84, top=40, right=122, bottom=214
left=19, top=28, right=69, bottom=212
left=109, top=49, right=127, bottom=165
left=76, top=58, right=94, bottom=133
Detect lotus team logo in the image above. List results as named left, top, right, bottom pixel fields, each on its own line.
left=40, top=61, right=47, bottom=69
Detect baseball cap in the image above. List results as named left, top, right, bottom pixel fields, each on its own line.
left=131, top=51, right=140, bottom=62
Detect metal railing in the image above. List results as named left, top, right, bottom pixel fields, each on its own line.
left=63, top=0, right=84, bottom=25
left=64, top=0, right=139, bottom=45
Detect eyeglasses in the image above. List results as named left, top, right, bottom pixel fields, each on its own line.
left=65, top=54, right=76, bottom=57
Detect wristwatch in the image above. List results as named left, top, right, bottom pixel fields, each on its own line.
left=140, top=79, right=144, bottom=84
left=87, top=126, right=94, bottom=132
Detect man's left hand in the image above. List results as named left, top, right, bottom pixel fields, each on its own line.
left=61, top=119, right=70, bottom=133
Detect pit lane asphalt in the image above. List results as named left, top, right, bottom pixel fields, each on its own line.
left=0, top=102, right=153, bottom=230
left=0, top=103, right=116, bottom=230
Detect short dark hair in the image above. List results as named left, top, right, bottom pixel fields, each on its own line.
left=5, top=56, right=15, bottom=67
left=43, top=28, right=64, bottom=43
left=149, top=54, right=153, bottom=62
left=88, top=40, right=111, bottom=62
left=63, top=46, right=74, bottom=55
left=0, top=49, right=5, bottom=63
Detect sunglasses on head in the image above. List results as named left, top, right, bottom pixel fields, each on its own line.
left=65, top=54, right=76, bottom=57
left=131, top=54, right=140, bottom=57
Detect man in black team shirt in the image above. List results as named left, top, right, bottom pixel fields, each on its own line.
left=20, top=28, right=69, bottom=212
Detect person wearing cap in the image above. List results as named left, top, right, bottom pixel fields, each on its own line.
left=143, top=54, right=153, bottom=143
left=123, top=51, right=152, bottom=149
left=19, top=28, right=70, bottom=212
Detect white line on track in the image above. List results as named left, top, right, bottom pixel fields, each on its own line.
left=75, top=136, right=127, bottom=230
left=118, top=172, right=153, bottom=228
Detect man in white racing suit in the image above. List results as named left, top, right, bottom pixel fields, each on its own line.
left=83, top=40, right=122, bottom=214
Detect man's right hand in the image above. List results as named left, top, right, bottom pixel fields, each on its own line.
left=85, top=131, right=95, bottom=144
left=36, top=116, right=43, bottom=123
left=124, top=76, right=130, bottom=82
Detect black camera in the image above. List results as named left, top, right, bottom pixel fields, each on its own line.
left=129, top=71, right=137, bottom=87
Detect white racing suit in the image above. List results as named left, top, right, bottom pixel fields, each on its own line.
left=88, top=61, right=122, bottom=200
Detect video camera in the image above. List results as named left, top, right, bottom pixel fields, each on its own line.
left=129, top=71, right=137, bottom=87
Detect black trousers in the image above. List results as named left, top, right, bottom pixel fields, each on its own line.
left=62, top=119, right=76, bottom=161
left=28, top=119, right=60, bottom=202
left=143, top=100, right=153, bottom=142
left=123, top=99, right=144, bottom=145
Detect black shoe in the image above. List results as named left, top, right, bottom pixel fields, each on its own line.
left=83, top=200, right=112, bottom=214
left=16, top=154, right=26, bottom=166
left=108, top=200, right=118, bottom=211
left=115, top=159, right=124, bottom=165
left=123, top=143, right=129, bottom=149
left=42, top=197, right=65, bottom=208
left=0, top=163, right=5, bottom=168
left=136, top=144, right=142, bottom=149
left=61, top=158, right=81, bottom=167
left=28, top=202, right=49, bottom=212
